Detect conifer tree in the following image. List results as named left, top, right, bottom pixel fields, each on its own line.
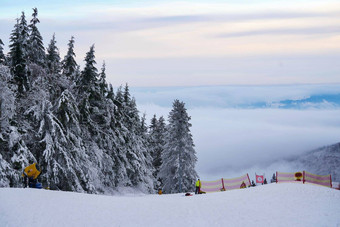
left=0, top=153, right=13, bottom=187
left=62, top=36, right=77, bottom=79
left=149, top=115, right=166, bottom=189
left=107, top=84, right=114, bottom=100
left=159, top=100, right=198, bottom=193
left=37, top=98, right=89, bottom=192
left=9, top=15, right=29, bottom=93
left=28, top=8, right=45, bottom=66
left=79, top=45, right=98, bottom=90
left=271, top=173, right=276, bottom=183
left=119, top=85, right=154, bottom=192
left=0, top=39, right=5, bottom=64
left=77, top=45, right=101, bottom=125
left=19, top=12, right=30, bottom=50
left=98, top=61, right=108, bottom=97
left=46, top=33, right=61, bottom=74
left=0, top=65, right=17, bottom=183
left=18, top=11, right=30, bottom=69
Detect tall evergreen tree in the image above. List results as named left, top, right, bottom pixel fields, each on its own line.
left=46, top=33, right=70, bottom=103
left=79, top=45, right=97, bottom=88
left=0, top=39, right=5, bottom=64
left=46, top=33, right=61, bottom=74
left=98, top=61, right=107, bottom=97
left=62, top=36, right=77, bottom=79
left=107, top=83, right=114, bottom=100
left=159, top=100, right=198, bottom=193
left=28, top=8, right=45, bottom=66
left=9, top=15, right=29, bottom=93
left=77, top=44, right=101, bottom=125
left=0, top=65, right=17, bottom=182
left=19, top=12, right=30, bottom=49
left=149, top=115, right=166, bottom=189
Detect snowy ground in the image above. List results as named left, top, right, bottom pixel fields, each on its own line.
left=0, top=183, right=339, bottom=227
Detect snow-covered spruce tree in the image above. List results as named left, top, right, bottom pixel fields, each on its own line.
left=7, top=14, right=38, bottom=186
left=62, top=36, right=77, bottom=79
left=116, top=84, right=154, bottom=192
left=8, top=15, right=29, bottom=94
left=0, top=65, right=16, bottom=152
left=46, top=33, right=70, bottom=103
left=98, top=61, right=108, bottom=97
left=0, top=65, right=21, bottom=187
left=53, top=89, right=102, bottom=193
left=0, top=153, right=13, bottom=187
left=109, top=87, right=130, bottom=187
left=76, top=45, right=119, bottom=193
left=28, top=8, right=45, bottom=66
left=77, top=45, right=101, bottom=127
left=0, top=39, right=6, bottom=64
left=149, top=115, right=167, bottom=189
left=36, top=98, right=90, bottom=192
left=159, top=100, right=198, bottom=193
left=46, top=33, right=61, bottom=75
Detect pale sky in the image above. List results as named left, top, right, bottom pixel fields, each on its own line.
left=1, top=0, right=340, bottom=86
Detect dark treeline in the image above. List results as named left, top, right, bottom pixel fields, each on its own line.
left=0, top=8, right=197, bottom=194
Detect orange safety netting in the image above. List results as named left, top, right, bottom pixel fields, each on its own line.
left=200, top=174, right=251, bottom=193
left=276, top=171, right=332, bottom=188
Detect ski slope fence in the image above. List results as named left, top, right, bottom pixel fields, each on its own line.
left=223, top=174, right=251, bottom=190
left=200, top=179, right=224, bottom=193
left=304, top=171, right=332, bottom=187
left=200, top=174, right=251, bottom=193
left=276, top=171, right=332, bottom=188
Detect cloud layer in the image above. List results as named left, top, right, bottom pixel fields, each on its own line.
left=134, top=85, right=340, bottom=180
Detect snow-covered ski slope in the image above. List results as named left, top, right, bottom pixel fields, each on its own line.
left=0, top=183, right=339, bottom=227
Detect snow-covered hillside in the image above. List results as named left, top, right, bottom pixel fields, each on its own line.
left=0, top=183, right=339, bottom=227
left=294, top=142, right=340, bottom=182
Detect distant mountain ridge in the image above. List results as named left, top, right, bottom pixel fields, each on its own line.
left=270, top=94, right=340, bottom=109
left=291, top=142, right=340, bottom=182
left=241, top=94, right=340, bottom=109
left=132, top=86, right=340, bottom=109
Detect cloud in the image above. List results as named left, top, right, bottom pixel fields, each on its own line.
left=134, top=85, right=340, bottom=180
left=1, top=1, right=340, bottom=87
left=142, top=10, right=340, bottom=25
left=217, top=26, right=340, bottom=38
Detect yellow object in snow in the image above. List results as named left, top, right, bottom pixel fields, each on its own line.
left=22, top=163, right=41, bottom=179
left=196, top=180, right=201, bottom=187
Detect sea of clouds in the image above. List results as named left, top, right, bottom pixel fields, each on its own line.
left=132, top=84, right=340, bottom=180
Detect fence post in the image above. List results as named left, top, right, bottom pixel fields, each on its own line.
left=303, top=171, right=305, bottom=184
left=330, top=174, right=332, bottom=188
left=276, top=171, right=278, bottom=183
left=247, top=173, right=251, bottom=186
left=221, top=178, right=225, bottom=191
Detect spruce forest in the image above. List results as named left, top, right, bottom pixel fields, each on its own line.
left=0, top=9, right=198, bottom=194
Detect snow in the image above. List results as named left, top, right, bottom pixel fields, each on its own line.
left=1, top=183, right=339, bottom=227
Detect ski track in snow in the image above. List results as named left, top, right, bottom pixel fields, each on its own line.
left=0, top=183, right=339, bottom=227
